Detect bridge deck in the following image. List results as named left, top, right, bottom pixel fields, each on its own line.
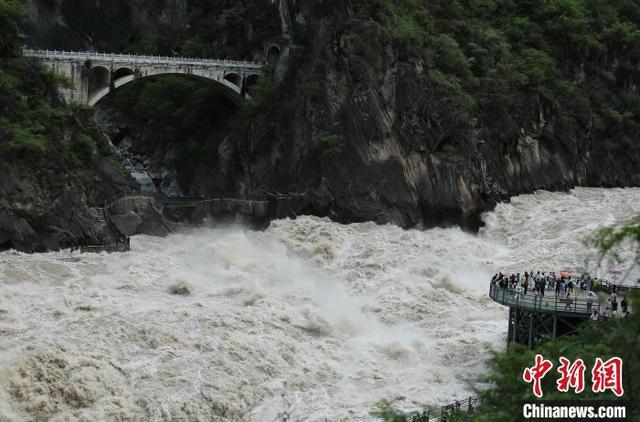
left=23, top=49, right=263, bottom=70
left=489, top=283, right=596, bottom=316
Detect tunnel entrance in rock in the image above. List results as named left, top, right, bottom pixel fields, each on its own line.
left=96, top=74, right=242, bottom=198
left=266, top=45, right=281, bottom=65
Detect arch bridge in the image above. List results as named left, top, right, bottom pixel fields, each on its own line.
left=23, top=49, right=263, bottom=106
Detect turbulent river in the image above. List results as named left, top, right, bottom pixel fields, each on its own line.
left=1, top=188, right=639, bottom=421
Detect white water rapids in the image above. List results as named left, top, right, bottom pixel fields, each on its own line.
left=1, top=188, right=639, bottom=421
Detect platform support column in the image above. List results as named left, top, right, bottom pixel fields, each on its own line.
left=512, top=308, right=518, bottom=343
left=507, top=308, right=512, bottom=342
left=528, top=313, right=533, bottom=348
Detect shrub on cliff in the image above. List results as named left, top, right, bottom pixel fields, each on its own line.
left=309, top=0, right=639, bottom=172
left=0, top=0, right=62, bottom=155
left=0, top=0, right=113, bottom=177
left=0, top=0, right=23, bottom=58
left=315, top=132, right=346, bottom=157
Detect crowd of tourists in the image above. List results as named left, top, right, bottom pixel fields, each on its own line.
left=490, top=271, right=630, bottom=319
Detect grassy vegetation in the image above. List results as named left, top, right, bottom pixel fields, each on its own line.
left=0, top=0, right=23, bottom=58
left=289, top=0, right=635, bottom=162
left=111, top=0, right=280, bottom=58
left=0, top=58, right=64, bottom=154
left=315, top=132, right=347, bottom=157
left=0, top=0, right=114, bottom=184
left=374, top=0, right=638, bottom=146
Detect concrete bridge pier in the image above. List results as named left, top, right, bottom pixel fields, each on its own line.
left=48, top=60, right=90, bottom=104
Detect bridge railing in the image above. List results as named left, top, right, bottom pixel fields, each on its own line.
left=22, top=49, right=263, bottom=70
left=489, top=283, right=597, bottom=315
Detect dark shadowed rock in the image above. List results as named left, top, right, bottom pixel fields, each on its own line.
left=109, top=211, right=144, bottom=237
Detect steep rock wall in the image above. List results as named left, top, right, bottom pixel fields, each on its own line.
left=235, top=2, right=640, bottom=227
left=18, top=0, right=640, bottom=235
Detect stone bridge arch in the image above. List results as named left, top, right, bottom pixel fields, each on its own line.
left=88, top=65, right=110, bottom=98
left=86, top=67, right=258, bottom=107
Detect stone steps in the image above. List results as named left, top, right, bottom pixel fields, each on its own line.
left=96, top=208, right=119, bottom=245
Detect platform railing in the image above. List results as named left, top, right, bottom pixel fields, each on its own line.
left=400, top=396, right=481, bottom=421
left=22, top=48, right=263, bottom=69
left=489, top=283, right=597, bottom=315
left=432, top=396, right=481, bottom=421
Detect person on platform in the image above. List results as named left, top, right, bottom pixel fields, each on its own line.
left=565, top=294, right=572, bottom=309
left=621, top=297, right=628, bottom=316
left=587, top=291, right=595, bottom=312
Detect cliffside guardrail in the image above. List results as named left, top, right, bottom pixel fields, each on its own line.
left=104, top=190, right=284, bottom=222
left=76, top=190, right=305, bottom=253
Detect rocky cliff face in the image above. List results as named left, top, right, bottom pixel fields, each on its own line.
left=224, top=2, right=638, bottom=228
left=22, top=0, right=281, bottom=58
left=0, top=141, right=132, bottom=252
left=13, top=0, right=640, bottom=249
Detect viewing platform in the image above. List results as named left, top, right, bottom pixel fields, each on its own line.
left=489, top=283, right=595, bottom=316
left=489, top=283, right=598, bottom=348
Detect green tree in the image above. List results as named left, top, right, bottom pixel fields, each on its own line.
left=0, top=0, right=24, bottom=58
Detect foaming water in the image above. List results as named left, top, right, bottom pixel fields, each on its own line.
left=0, top=187, right=639, bottom=420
